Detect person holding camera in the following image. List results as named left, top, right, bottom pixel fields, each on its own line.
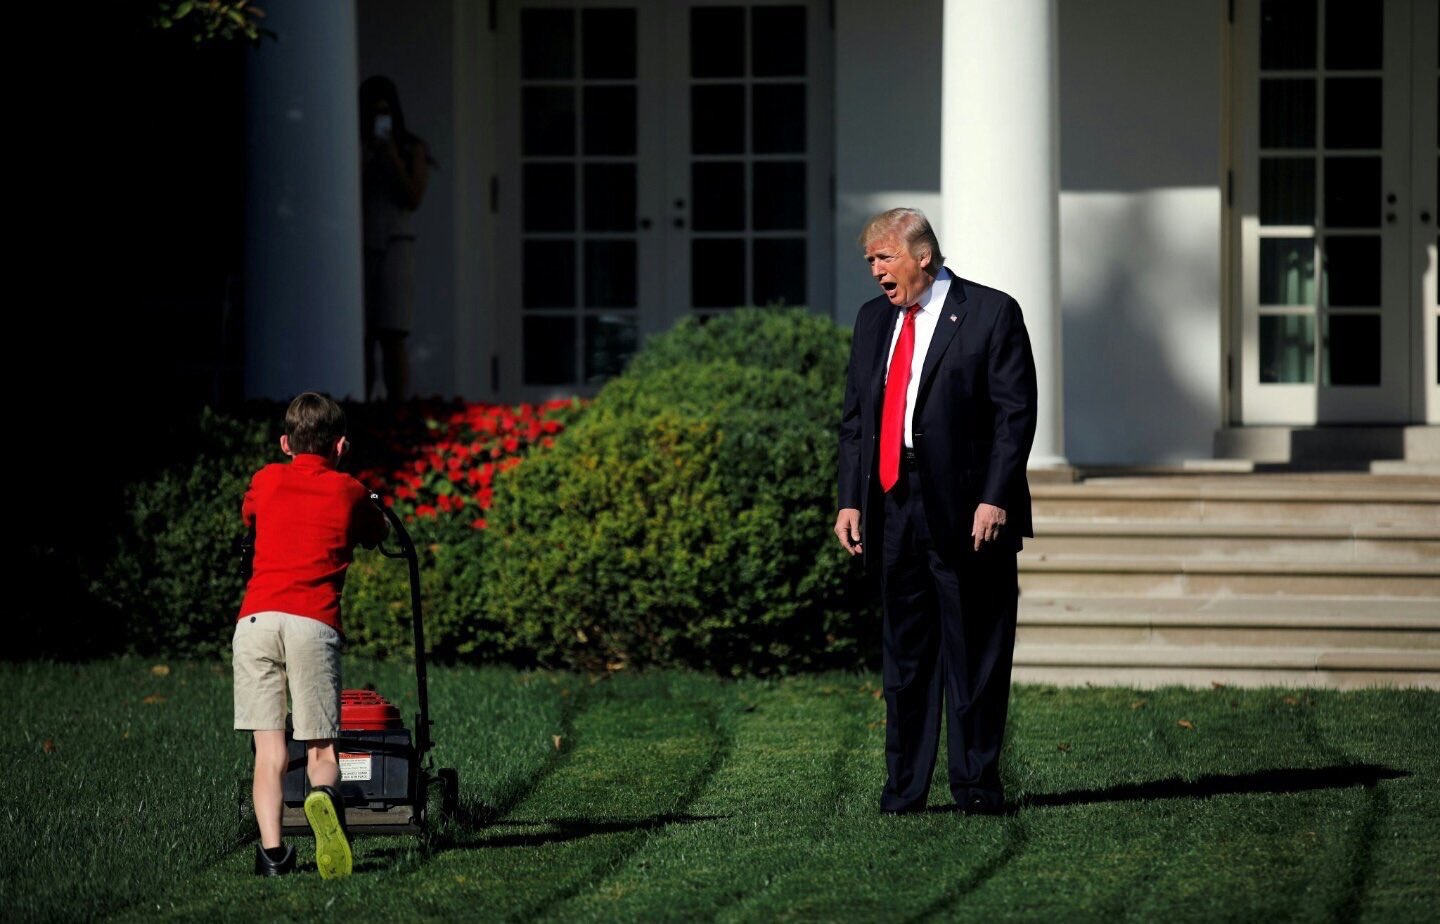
left=359, top=75, right=433, bottom=402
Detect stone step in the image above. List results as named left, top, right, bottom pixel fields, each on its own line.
left=1214, top=425, right=1440, bottom=464
left=1031, top=494, right=1439, bottom=525
left=1011, top=643, right=1440, bottom=690
left=1370, top=461, right=1440, bottom=476
left=1017, top=595, right=1440, bottom=648
left=1011, top=665, right=1440, bottom=690
left=1031, top=476, right=1440, bottom=525
left=1028, top=520, right=1440, bottom=563
left=1018, top=557, right=1440, bottom=597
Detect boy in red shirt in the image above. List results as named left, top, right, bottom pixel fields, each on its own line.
left=234, top=392, right=387, bottom=878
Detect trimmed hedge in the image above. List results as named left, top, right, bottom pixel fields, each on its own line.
left=475, top=309, right=861, bottom=674
left=84, top=308, right=863, bottom=672
left=97, top=407, right=274, bottom=657
left=95, top=400, right=577, bottom=660
left=624, top=307, right=849, bottom=387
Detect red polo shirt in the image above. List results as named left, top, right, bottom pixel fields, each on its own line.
left=237, top=454, right=387, bottom=632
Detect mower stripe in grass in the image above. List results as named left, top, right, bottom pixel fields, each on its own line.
left=420, top=673, right=734, bottom=921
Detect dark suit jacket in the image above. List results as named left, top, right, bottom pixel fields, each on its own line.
left=837, top=274, right=1039, bottom=565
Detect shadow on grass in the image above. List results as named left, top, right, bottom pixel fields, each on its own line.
left=1019, top=763, right=1409, bottom=811
left=912, top=763, right=1409, bottom=816
left=437, top=811, right=728, bottom=850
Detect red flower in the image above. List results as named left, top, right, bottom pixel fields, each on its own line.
left=471, top=517, right=487, bottom=530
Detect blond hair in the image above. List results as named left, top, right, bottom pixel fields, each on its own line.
left=857, top=208, right=944, bottom=264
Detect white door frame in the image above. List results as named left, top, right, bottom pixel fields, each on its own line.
left=1233, top=0, right=1425, bottom=424
left=496, top=0, right=833, bottom=402
left=1411, top=0, right=1440, bottom=422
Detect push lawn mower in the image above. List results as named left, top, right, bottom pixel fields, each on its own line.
left=241, top=493, right=459, bottom=837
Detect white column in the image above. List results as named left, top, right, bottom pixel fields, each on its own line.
left=941, top=0, right=1065, bottom=467
left=244, top=0, right=364, bottom=400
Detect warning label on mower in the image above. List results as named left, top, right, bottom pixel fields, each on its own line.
left=339, top=752, right=372, bottom=782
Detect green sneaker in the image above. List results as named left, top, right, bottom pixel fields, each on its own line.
left=303, top=785, right=353, bottom=880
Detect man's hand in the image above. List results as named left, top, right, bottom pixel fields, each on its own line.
left=834, top=508, right=863, bottom=556
left=972, top=503, right=1007, bottom=551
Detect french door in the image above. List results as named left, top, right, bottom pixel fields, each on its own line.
left=498, top=0, right=832, bottom=399
left=1235, top=0, right=1440, bottom=424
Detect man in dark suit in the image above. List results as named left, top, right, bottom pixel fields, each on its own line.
left=834, top=207, right=1037, bottom=815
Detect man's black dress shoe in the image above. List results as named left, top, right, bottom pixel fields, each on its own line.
left=958, top=795, right=1006, bottom=816
left=254, top=843, right=296, bottom=876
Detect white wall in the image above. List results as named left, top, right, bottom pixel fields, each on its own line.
left=832, top=0, right=944, bottom=326
left=357, top=0, right=457, bottom=398
left=1058, top=0, right=1224, bottom=464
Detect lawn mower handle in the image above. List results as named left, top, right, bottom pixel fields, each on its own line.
left=370, top=493, right=432, bottom=763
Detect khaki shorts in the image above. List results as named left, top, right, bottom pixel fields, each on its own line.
left=233, top=611, right=342, bottom=740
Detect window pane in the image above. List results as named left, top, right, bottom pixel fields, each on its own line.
left=1324, top=157, right=1381, bottom=227
left=753, top=162, right=806, bottom=230
left=1260, top=0, right=1316, bottom=70
left=583, top=164, right=636, bottom=232
left=1260, top=158, right=1315, bottom=225
left=584, top=314, right=638, bottom=383
left=523, top=316, right=576, bottom=386
left=1325, top=0, right=1382, bottom=70
left=754, top=84, right=805, bottom=153
left=523, top=241, right=575, bottom=308
left=693, top=162, right=745, bottom=231
left=1260, top=314, right=1316, bottom=383
left=1260, top=238, right=1315, bottom=305
left=692, top=238, right=746, bottom=308
left=1322, top=235, right=1380, bottom=306
left=1324, top=78, right=1382, bottom=149
left=521, top=9, right=573, bottom=79
left=753, top=238, right=806, bottom=307
left=1325, top=314, right=1381, bottom=385
left=522, top=87, right=574, bottom=157
left=523, top=164, right=575, bottom=232
left=582, top=8, right=636, bottom=79
left=691, top=6, right=744, bottom=78
left=692, top=85, right=745, bottom=155
left=584, top=240, right=637, bottom=308
left=1260, top=79, right=1316, bottom=148
left=583, top=86, right=636, bottom=156
left=752, top=6, right=806, bottom=77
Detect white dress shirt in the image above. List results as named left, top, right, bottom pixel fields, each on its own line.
left=883, top=266, right=952, bottom=449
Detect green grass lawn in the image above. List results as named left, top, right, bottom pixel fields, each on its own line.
left=4, top=659, right=1436, bottom=922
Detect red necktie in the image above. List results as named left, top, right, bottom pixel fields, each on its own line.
left=879, top=305, right=921, bottom=493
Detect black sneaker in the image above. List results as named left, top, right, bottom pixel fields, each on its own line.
left=254, top=843, right=296, bottom=877
left=303, top=784, right=353, bottom=880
